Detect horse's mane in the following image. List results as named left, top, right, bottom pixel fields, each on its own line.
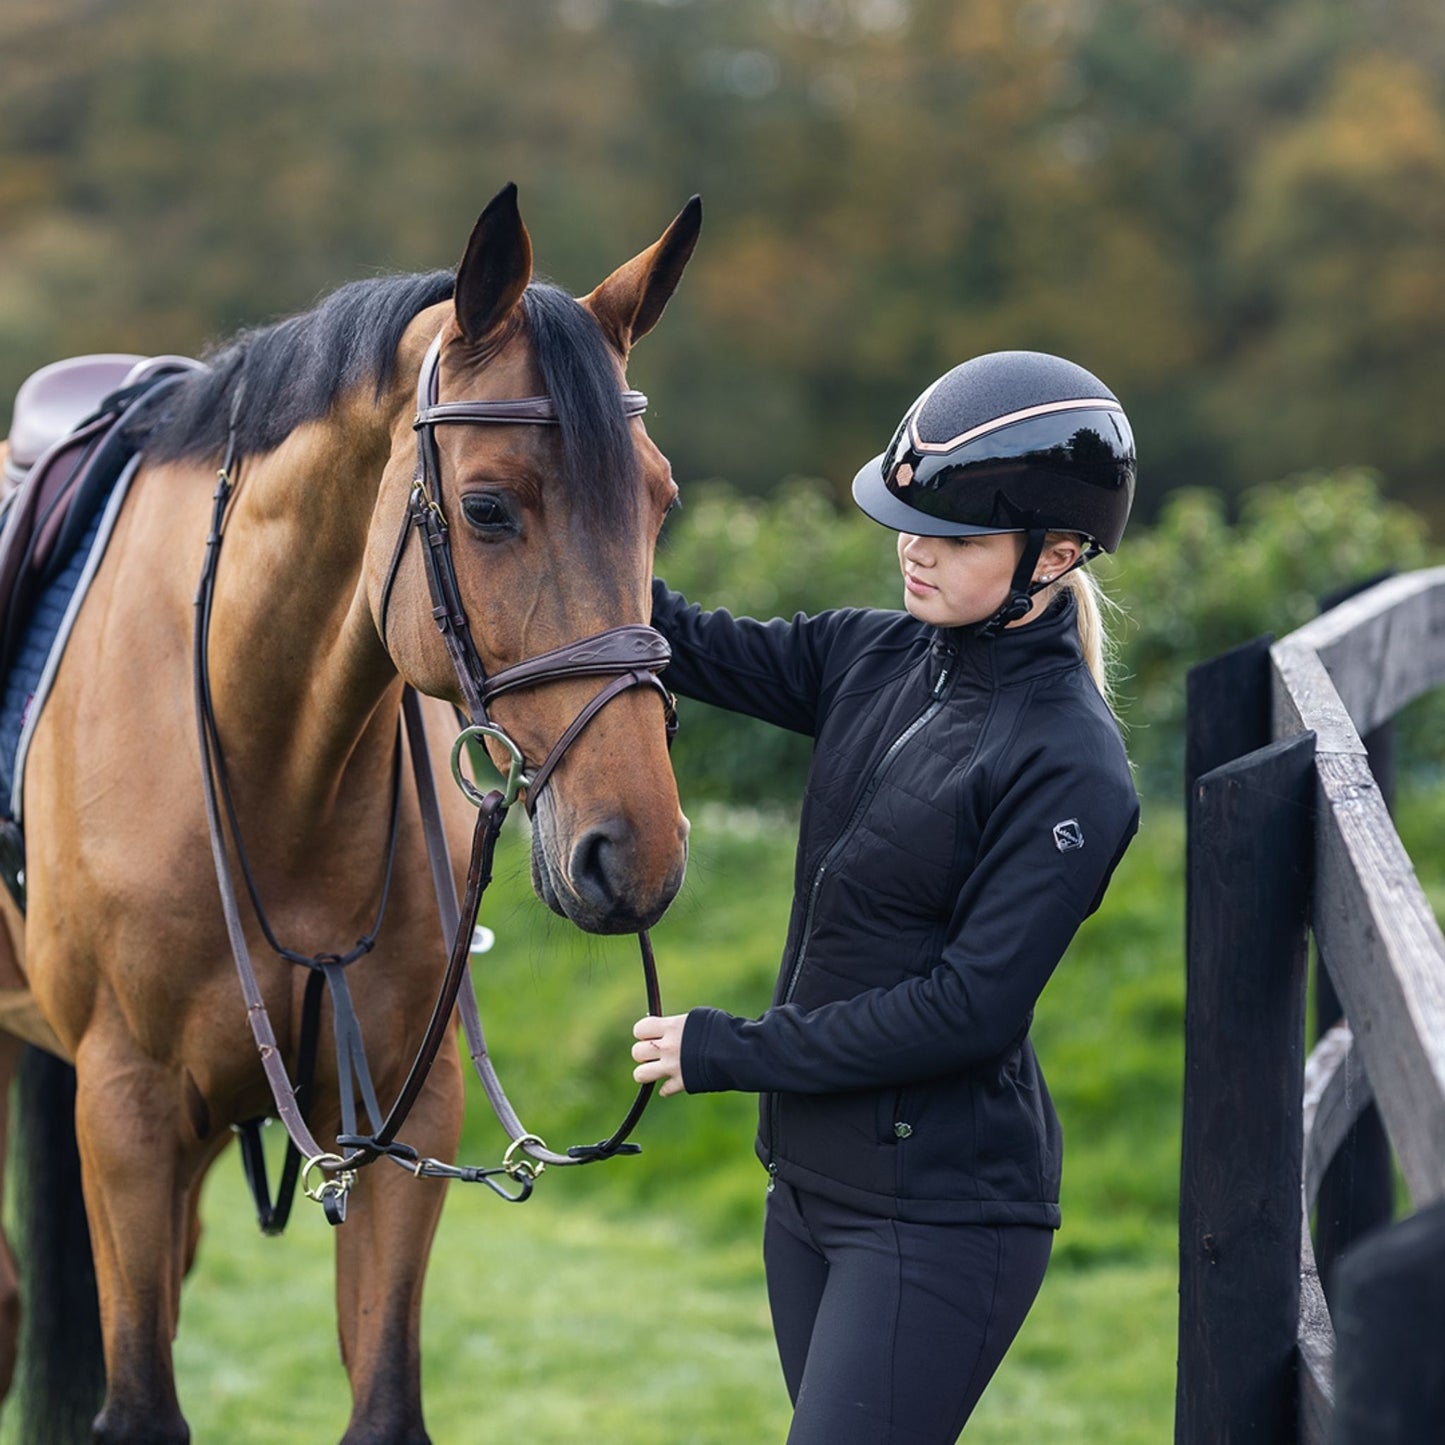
left=135, top=272, right=639, bottom=528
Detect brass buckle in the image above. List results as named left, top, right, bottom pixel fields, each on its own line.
left=301, top=1152, right=356, bottom=1207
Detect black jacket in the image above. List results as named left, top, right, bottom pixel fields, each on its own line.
left=653, top=580, right=1140, bottom=1226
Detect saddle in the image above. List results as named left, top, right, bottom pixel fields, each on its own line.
left=0, top=352, right=204, bottom=907
left=0, top=354, right=203, bottom=672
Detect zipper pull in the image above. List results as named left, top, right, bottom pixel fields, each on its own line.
left=766, top=1162, right=778, bottom=1195
left=932, top=643, right=958, bottom=699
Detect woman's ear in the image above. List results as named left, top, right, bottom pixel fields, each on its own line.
left=1036, top=536, right=1083, bottom=582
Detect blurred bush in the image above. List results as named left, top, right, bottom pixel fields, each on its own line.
left=654, top=478, right=897, bottom=803
left=1104, top=467, right=1438, bottom=791
left=657, top=468, right=1441, bottom=803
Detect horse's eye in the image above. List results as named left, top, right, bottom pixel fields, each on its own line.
left=460, top=493, right=515, bottom=537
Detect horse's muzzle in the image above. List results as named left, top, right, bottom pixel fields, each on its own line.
left=529, top=808, right=687, bottom=935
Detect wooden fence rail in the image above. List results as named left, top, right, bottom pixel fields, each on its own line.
left=1177, top=565, right=1445, bottom=1444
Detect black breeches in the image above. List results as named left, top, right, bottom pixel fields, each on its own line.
left=763, top=1180, right=1053, bottom=1444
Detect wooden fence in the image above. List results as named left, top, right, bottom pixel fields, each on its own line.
left=1176, top=567, right=1445, bottom=1443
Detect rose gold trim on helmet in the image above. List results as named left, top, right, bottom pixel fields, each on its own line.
left=907, top=396, right=1123, bottom=456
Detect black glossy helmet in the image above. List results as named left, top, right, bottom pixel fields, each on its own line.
left=851, top=351, right=1135, bottom=552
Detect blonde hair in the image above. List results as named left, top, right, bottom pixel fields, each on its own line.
left=1043, top=533, right=1119, bottom=708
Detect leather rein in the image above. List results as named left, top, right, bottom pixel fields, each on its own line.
left=196, top=332, right=675, bottom=1226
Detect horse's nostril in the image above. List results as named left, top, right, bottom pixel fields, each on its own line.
left=568, top=822, right=633, bottom=911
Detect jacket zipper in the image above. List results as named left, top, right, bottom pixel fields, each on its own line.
left=782, top=648, right=957, bottom=1007
left=766, top=645, right=959, bottom=1164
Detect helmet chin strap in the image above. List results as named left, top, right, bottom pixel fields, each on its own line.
left=974, top=530, right=1104, bottom=637
left=976, top=529, right=1047, bottom=637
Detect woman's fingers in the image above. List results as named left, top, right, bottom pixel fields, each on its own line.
left=630, top=1014, right=688, bottom=1095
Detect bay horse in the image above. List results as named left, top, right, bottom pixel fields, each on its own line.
left=0, top=182, right=697, bottom=1443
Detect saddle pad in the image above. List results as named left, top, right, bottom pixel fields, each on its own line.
left=0, top=453, right=141, bottom=821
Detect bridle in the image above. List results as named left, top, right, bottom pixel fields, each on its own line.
left=197, top=328, right=679, bottom=1227
left=386, top=331, right=676, bottom=807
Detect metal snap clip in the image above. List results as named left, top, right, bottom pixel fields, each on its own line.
left=501, top=1133, right=548, bottom=1182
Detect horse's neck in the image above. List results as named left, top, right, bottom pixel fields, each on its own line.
left=206, top=416, right=401, bottom=821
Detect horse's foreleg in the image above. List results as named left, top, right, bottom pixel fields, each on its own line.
left=333, top=1051, right=463, bottom=1445
left=75, top=1037, right=194, bottom=1445
left=0, top=918, right=33, bottom=1405
left=0, top=1030, right=25, bottom=1402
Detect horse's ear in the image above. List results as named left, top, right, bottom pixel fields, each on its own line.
left=584, top=196, right=702, bottom=356
left=454, top=183, right=534, bottom=346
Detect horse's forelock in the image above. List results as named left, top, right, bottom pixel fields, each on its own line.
left=521, top=282, right=641, bottom=533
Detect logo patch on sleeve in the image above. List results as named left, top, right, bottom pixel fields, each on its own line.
left=1052, top=819, right=1085, bottom=852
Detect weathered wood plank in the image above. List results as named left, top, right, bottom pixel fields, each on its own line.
left=1293, top=1021, right=1365, bottom=1443
left=1276, top=566, right=1445, bottom=738
left=1312, top=751, right=1445, bottom=1206
left=1271, top=639, right=1367, bottom=756
left=1312, top=671, right=1396, bottom=1300
left=1302, top=1022, right=1375, bottom=1214
left=1176, top=734, right=1315, bottom=1445
left=1297, top=1238, right=1335, bottom=1445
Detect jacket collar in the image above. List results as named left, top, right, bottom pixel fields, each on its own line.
left=936, top=589, right=1083, bottom=685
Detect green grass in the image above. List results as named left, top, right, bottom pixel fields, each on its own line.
left=157, top=1164, right=1176, bottom=1444
left=172, top=1175, right=792, bottom=1443
left=9, top=726, right=1438, bottom=1441
left=1396, top=781, right=1445, bottom=920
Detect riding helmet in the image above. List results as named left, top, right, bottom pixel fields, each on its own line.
left=851, top=351, right=1135, bottom=551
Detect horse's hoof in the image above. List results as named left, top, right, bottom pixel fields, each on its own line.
left=92, top=1407, right=190, bottom=1445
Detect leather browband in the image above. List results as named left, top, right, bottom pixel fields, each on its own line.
left=413, top=332, right=647, bottom=429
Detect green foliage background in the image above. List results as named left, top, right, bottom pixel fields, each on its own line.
left=4, top=0, right=1445, bottom=524
left=657, top=470, right=1442, bottom=802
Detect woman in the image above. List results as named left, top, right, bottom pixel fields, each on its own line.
left=632, top=350, right=1140, bottom=1443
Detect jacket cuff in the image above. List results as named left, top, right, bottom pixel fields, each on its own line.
left=681, top=1006, right=727, bottom=1093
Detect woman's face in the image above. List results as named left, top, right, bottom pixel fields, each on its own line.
left=895, top=529, right=1027, bottom=627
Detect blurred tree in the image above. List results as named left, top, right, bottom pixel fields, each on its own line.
left=1210, top=53, right=1445, bottom=493
left=1, top=0, right=1443, bottom=523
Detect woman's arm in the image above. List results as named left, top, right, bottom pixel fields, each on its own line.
left=660, top=749, right=1140, bottom=1096
left=652, top=580, right=858, bottom=735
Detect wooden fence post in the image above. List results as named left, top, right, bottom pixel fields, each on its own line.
left=1328, top=1199, right=1445, bottom=1442
left=1184, top=635, right=1274, bottom=791
left=1176, top=730, right=1316, bottom=1444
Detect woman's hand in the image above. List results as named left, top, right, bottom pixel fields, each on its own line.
left=632, top=1014, right=689, bottom=1097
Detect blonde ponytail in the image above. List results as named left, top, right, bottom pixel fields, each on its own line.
left=1044, top=533, right=1119, bottom=709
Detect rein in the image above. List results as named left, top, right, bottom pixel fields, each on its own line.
left=196, top=332, right=675, bottom=1226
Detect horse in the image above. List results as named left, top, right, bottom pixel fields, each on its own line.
left=0, top=181, right=698, bottom=1444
